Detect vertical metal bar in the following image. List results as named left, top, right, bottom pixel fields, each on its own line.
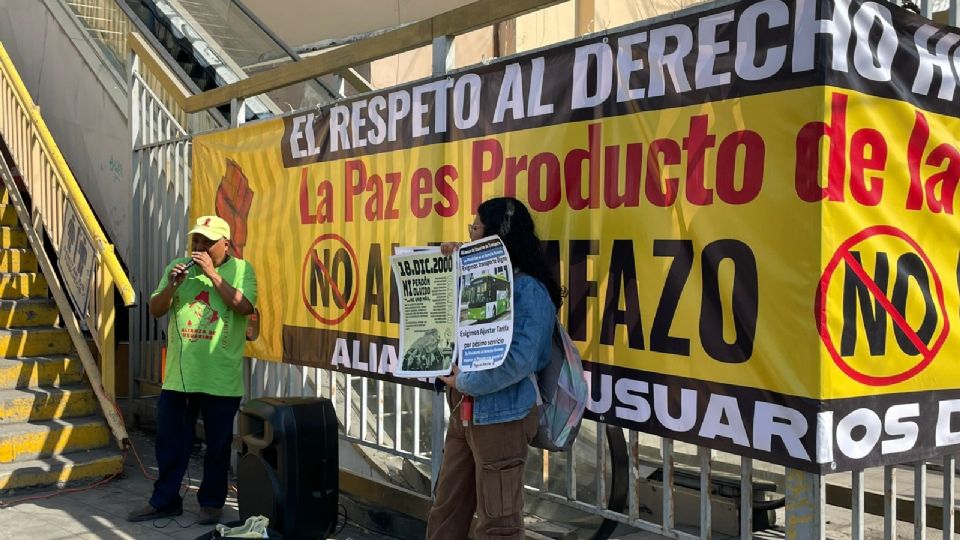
left=699, top=447, right=712, bottom=540
left=127, top=52, right=141, bottom=399
left=430, top=389, right=446, bottom=491
left=852, top=470, right=865, bottom=540
left=575, top=0, right=595, bottom=35
left=345, top=374, right=353, bottom=437
left=566, top=435, right=576, bottom=500
left=740, top=458, right=753, bottom=540
left=360, top=376, right=369, bottom=442
left=629, top=431, right=639, bottom=519
left=785, top=469, right=825, bottom=540
left=663, top=438, right=675, bottom=532
left=413, top=387, right=422, bottom=456
left=596, top=423, right=606, bottom=508
left=299, top=365, right=308, bottom=397
left=944, top=455, right=956, bottom=540
left=885, top=466, right=899, bottom=540
left=951, top=0, right=959, bottom=27
left=230, top=97, right=245, bottom=128
left=395, top=382, right=402, bottom=452
left=432, top=35, right=455, bottom=75
left=377, top=380, right=385, bottom=446
left=915, top=461, right=926, bottom=540
left=920, top=0, right=933, bottom=18
left=541, top=449, right=549, bottom=491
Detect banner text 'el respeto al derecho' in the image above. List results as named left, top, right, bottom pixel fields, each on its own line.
left=192, top=0, right=960, bottom=472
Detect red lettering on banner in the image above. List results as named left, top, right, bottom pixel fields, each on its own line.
left=716, top=130, right=764, bottom=204
left=503, top=156, right=527, bottom=199
left=683, top=115, right=716, bottom=205
left=434, top=165, right=460, bottom=217
left=299, top=167, right=333, bottom=224
left=364, top=174, right=384, bottom=221
left=604, top=144, right=641, bottom=208
left=529, top=152, right=562, bottom=212
left=906, top=110, right=960, bottom=215
left=468, top=121, right=766, bottom=213
left=342, top=160, right=402, bottom=222
left=906, top=110, right=929, bottom=212
left=410, top=167, right=433, bottom=218
left=384, top=172, right=401, bottom=220
left=795, top=93, right=848, bottom=203
left=645, top=138, right=682, bottom=207
left=849, top=128, right=887, bottom=206
left=471, top=139, right=503, bottom=213
left=564, top=123, right=602, bottom=210
left=344, top=160, right=366, bottom=222
left=795, top=92, right=895, bottom=207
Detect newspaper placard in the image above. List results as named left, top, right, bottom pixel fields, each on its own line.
left=456, top=236, right=513, bottom=372
left=391, top=248, right=457, bottom=378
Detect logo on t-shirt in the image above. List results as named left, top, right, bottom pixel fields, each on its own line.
left=181, top=290, right=221, bottom=342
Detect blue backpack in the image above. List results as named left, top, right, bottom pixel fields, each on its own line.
left=528, top=317, right=589, bottom=452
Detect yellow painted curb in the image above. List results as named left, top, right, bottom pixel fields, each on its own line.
left=0, top=420, right=110, bottom=463
left=0, top=452, right=122, bottom=490
left=0, top=274, right=46, bottom=299
left=0, top=300, right=58, bottom=328
left=0, top=357, right=83, bottom=389
left=0, top=329, right=72, bottom=356
left=0, top=250, right=36, bottom=273
left=0, top=228, right=26, bottom=249
left=0, top=388, right=97, bottom=423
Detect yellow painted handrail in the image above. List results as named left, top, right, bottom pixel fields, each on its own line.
left=0, top=44, right=135, bottom=306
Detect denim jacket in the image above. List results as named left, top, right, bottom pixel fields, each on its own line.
left=455, top=274, right=556, bottom=425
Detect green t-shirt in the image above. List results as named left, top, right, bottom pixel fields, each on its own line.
left=152, top=256, right=258, bottom=396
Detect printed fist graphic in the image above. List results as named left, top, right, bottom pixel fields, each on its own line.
left=215, top=159, right=254, bottom=258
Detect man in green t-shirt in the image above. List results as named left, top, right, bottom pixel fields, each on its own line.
left=128, top=215, right=257, bottom=525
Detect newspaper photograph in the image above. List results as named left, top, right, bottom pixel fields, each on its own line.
left=390, top=248, right=457, bottom=378
left=456, top=236, right=514, bottom=372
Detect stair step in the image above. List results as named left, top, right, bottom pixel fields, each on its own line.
left=0, top=417, right=110, bottom=463
left=0, top=356, right=83, bottom=390
left=0, top=227, right=26, bottom=249
left=0, top=249, right=36, bottom=273
left=0, top=272, right=47, bottom=299
left=0, top=447, right=122, bottom=492
left=0, top=299, right=59, bottom=328
left=0, top=327, right=72, bottom=357
left=0, top=386, right=97, bottom=424
left=0, top=205, right=16, bottom=227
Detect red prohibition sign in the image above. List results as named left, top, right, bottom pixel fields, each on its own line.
left=816, top=225, right=949, bottom=386
left=301, top=233, right=359, bottom=325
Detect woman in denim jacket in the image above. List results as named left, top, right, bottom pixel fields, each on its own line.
left=427, top=197, right=563, bottom=540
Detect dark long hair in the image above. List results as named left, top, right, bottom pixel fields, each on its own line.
left=477, top=197, right=563, bottom=311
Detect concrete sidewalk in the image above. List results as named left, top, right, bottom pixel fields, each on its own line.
left=0, top=429, right=399, bottom=540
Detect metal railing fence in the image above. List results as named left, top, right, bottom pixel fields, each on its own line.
left=125, top=0, right=960, bottom=538
left=0, top=40, right=133, bottom=445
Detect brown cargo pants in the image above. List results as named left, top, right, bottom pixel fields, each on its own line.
left=426, top=388, right=539, bottom=540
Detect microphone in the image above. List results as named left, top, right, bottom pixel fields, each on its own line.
left=178, top=260, right=196, bottom=275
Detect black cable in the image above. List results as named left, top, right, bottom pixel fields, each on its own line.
left=333, top=502, right=348, bottom=536
left=151, top=516, right=199, bottom=529
left=337, top=505, right=410, bottom=540
left=172, top=265, right=190, bottom=395
left=161, top=265, right=200, bottom=530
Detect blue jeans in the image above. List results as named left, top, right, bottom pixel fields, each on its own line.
left=150, top=390, right=241, bottom=510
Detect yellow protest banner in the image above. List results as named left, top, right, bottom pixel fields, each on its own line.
left=193, top=0, right=960, bottom=471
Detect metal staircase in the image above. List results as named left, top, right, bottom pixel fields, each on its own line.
left=0, top=180, right=122, bottom=491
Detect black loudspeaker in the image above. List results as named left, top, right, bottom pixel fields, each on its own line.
left=238, top=398, right=338, bottom=540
